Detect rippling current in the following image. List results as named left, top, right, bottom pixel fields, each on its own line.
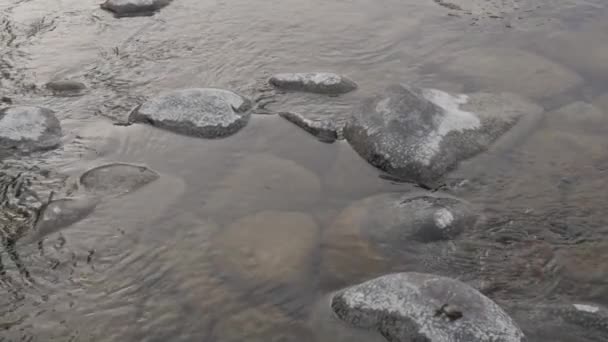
left=1, top=0, right=608, bottom=341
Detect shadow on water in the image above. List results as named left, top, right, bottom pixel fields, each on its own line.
left=1, top=0, right=608, bottom=341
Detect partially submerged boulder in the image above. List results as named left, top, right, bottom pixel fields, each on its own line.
left=279, top=111, right=341, bottom=143
left=129, top=88, right=251, bottom=138
left=80, top=163, right=159, bottom=197
left=269, top=73, right=357, bottom=94
left=331, top=273, right=525, bottom=342
left=321, top=192, right=478, bottom=287
left=0, top=106, right=62, bottom=155
left=100, top=0, right=172, bottom=17
left=344, top=84, right=543, bottom=185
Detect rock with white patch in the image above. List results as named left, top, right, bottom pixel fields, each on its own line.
left=20, top=197, right=99, bottom=245
left=344, top=84, right=543, bottom=185
left=269, top=73, right=357, bottom=94
left=100, top=0, right=172, bottom=17
left=279, top=111, right=341, bottom=143
left=331, top=273, right=525, bottom=342
left=321, top=192, right=478, bottom=287
left=0, top=106, right=62, bottom=155
left=129, top=88, right=251, bottom=139
left=80, top=163, right=159, bottom=197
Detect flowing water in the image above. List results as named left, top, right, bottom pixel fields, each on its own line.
left=1, top=0, right=608, bottom=341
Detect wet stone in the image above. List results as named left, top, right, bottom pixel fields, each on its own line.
left=100, top=0, right=172, bottom=17
left=321, top=192, right=478, bottom=287
left=269, top=72, right=358, bottom=95
left=20, top=197, right=99, bottom=245
left=331, top=273, right=525, bottom=342
left=129, top=88, right=251, bottom=139
left=344, top=84, right=543, bottom=185
left=80, top=163, right=159, bottom=197
left=279, top=111, right=341, bottom=143
left=0, top=106, right=62, bottom=155
left=210, top=210, right=319, bottom=288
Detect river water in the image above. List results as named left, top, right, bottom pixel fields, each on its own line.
left=1, top=0, right=608, bottom=341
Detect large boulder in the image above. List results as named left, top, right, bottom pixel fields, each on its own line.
left=344, top=84, right=543, bottom=185
left=80, top=163, right=159, bottom=197
left=321, top=192, right=478, bottom=287
left=100, top=0, right=172, bottom=17
left=269, top=72, right=357, bottom=95
left=0, top=106, right=62, bottom=155
left=129, top=88, right=251, bottom=139
left=331, top=273, right=525, bottom=342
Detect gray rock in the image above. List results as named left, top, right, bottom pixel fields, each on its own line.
left=20, top=197, right=99, bottom=244
left=331, top=273, right=525, bottom=342
left=0, top=106, right=62, bottom=155
left=344, top=84, right=543, bottom=185
left=278, top=111, right=341, bottom=143
left=80, top=163, right=159, bottom=197
left=321, top=192, right=478, bottom=286
left=269, top=73, right=357, bottom=94
left=46, top=80, right=86, bottom=94
left=129, top=88, right=251, bottom=139
left=100, top=0, right=172, bottom=17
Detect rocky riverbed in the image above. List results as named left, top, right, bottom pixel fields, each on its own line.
left=1, top=0, right=608, bottom=341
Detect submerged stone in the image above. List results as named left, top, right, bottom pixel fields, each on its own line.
left=279, top=111, right=340, bottom=143
left=46, top=80, right=86, bottom=94
left=80, top=163, right=159, bottom=197
left=129, top=88, right=251, bottom=138
left=344, top=84, right=543, bottom=185
left=0, top=106, right=62, bottom=155
left=21, top=197, right=99, bottom=244
left=269, top=72, right=357, bottom=94
left=434, top=48, right=582, bottom=100
left=210, top=210, right=319, bottom=290
left=321, top=192, right=478, bottom=287
left=100, top=0, right=172, bottom=17
left=331, top=273, right=525, bottom=342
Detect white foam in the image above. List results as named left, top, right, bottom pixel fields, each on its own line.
left=573, top=304, right=599, bottom=313
left=415, top=89, right=481, bottom=165
left=0, top=108, right=47, bottom=141
left=433, top=208, right=454, bottom=229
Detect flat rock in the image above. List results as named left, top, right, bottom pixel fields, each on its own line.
left=21, top=197, right=99, bottom=244
left=279, top=111, right=341, bottom=143
left=210, top=211, right=319, bottom=288
left=331, top=273, right=525, bottom=342
left=0, top=106, right=62, bottom=154
left=129, top=88, right=251, bottom=139
left=100, top=0, right=172, bottom=17
left=202, top=154, right=321, bottom=222
left=344, top=84, right=543, bottom=185
left=270, top=72, right=357, bottom=94
left=80, top=163, right=159, bottom=197
left=433, top=48, right=582, bottom=100
left=321, top=192, right=478, bottom=287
